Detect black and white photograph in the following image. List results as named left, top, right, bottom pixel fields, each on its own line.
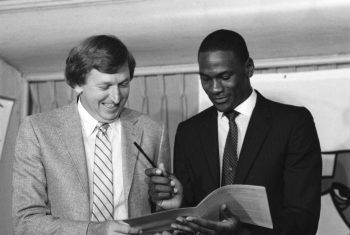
left=1, top=1, right=350, bottom=234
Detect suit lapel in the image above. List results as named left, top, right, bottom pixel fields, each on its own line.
left=200, top=107, right=220, bottom=187
left=56, top=101, right=89, bottom=197
left=120, top=109, right=143, bottom=202
left=235, top=92, right=272, bottom=183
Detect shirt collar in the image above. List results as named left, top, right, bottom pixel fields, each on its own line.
left=218, top=89, right=257, bottom=119
left=77, top=97, right=120, bottom=137
left=77, top=98, right=99, bottom=136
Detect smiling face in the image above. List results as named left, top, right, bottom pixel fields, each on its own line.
left=74, top=63, right=130, bottom=123
left=198, top=50, right=253, bottom=113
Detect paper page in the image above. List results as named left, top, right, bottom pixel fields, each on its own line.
left=196, top=184, right=273, bottom=228
left=125, top=207, right=197, bottom=233
left=124, top=184, right=273, bottom=233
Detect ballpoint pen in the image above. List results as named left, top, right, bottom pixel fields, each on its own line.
left=133, top=142, right=157, bottom=168
left=134, top=142, right=175, bottom=193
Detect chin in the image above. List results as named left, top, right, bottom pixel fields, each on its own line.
left=100, top=113, right=119, bottom=122
left=214, top=104, right=231, bottom=113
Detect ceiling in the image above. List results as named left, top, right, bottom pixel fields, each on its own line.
left=0, top=0, right=350, bottom=77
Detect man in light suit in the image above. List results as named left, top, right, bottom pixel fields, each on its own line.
left=172, top=29, right=322, bottom=234
left=13, top=35, right=178, bottom=234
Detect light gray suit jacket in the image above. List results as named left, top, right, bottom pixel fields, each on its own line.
left=12, top=101, right=171, bottom=235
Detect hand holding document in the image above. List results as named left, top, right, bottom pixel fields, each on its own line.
left=124, top=184, right=273, bottom=234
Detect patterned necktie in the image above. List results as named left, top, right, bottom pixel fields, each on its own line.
left=222, top=111, right=240, bottom=186
left=92, top=123, right=114, bottom=221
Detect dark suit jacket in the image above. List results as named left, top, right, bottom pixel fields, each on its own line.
left=174, top=92, right=322, bottom=235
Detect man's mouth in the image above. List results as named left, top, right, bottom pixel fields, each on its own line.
left=103, top=103, right=118, bottom=110
left=212, top=96, right=228, bottom=104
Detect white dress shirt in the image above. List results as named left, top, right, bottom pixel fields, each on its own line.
left=217, top=90, right=257, bottom=183
left=77, top=99, right=128, bottom=220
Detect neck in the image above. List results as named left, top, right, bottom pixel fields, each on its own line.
left=233, top=87, right=253, bottom=109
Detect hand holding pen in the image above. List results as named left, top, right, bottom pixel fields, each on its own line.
left=135, top=142, right=183, bottom=210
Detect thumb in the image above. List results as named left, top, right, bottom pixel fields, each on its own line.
left=158, top=162, right=168, bottom=177
left=219, top=204, right=241, bottom=232
left=220, top=204, right=235, bottom=221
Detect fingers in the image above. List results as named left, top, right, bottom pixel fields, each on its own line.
left=150, top=175, right=174, bottom=185
left=172, top=217, right=214, bottom=235
left=88, top=221, right=142, bottom=235
left=152, top=183, right=176, bottom=193
left=164, top=205, right=240, bottom=235
left=173, top=210, right=240, bottom=235
left=158, top=163, right=168, bottom=177
left=184, top=216, right=220, bottom=232
left=168, top=175, right=183, bottom=195
left=149, top=185, right=176, bottom=201
left=171, top=217, right=196, bottom=234
left=145, top=167, right=163, bottom=177
left=155, top=231, right=173, bottom=235
left=154, top=174, right=183, bottom=210
left=146, top=163, right=177, bottom=202
left=111, top=221, right=143, bottom=234
left=146, top=174, right=174, bottom=198
left=144, top=163, right=168, bottom=177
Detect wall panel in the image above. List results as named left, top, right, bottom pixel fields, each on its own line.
left=26, top=62, right=350, bottom=160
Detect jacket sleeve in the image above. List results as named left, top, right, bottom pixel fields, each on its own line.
left=173, top=122, right=196, bottom=207
left=277, top=108, right=322, bottom=235
left=12, top=117, right=89, bottom=235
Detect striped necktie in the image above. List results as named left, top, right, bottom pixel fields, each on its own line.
left=92, top=123, right=114, bottom=221
left=221, top=111, right=240, bottom=186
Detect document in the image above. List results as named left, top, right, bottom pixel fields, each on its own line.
left=124, top=184, right=273, bottom=233
left=0, top=96, right=14, bottom=159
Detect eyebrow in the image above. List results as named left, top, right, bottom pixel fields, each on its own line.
left=96, top=77, right=130, bottom=85
left=198, top=71, right=232, bottom=77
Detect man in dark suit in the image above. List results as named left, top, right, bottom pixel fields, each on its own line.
left=172, top=29, right=322, bottom=234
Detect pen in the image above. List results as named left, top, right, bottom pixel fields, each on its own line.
left=133, top=142, right=157, bottom=168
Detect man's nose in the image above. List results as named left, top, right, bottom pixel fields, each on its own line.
left=110, top=85, right=120, bottom=103
left=212, top=79, right=223, bottom=93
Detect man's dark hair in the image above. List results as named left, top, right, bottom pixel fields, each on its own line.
left=198, top=29, right=249, bottom=64
left=65, top=35, right=136, bottom=88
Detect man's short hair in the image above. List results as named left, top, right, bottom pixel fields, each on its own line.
left=198, top=29, right=249, bottom=64
left=65, top=35, right=136, bottom=88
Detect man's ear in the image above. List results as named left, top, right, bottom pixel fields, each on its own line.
left=245, top=58, right=255, bottom=78
left=74, top=85, right=83, bottom=94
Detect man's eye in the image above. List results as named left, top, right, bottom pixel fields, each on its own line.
left=120, top=82, right=130, bottom=87
left=220, top=74, right=233, bottom=80
left=99, top=86, right=109, bottom=90
left=200, top=76, right=210, bottom=82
